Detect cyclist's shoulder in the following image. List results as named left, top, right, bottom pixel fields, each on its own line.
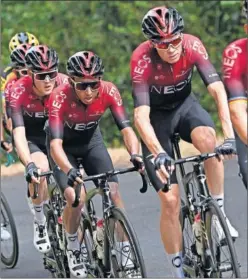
left=131, top=40, right=153, bottom=61
left=50, top=82, right=72, bottom=102
left=99, top=80, right=123, bottom=104
left=223, top=38, right=247, bottom=55
left=11, top=76, right=32, bottom=93
left=56, top=72, right=70, bottom=85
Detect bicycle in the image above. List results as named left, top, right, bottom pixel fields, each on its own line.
left=161, top=133, right=241, bottom=278
left=34, top=165, right=148, bottom=278
left=1, top=151, right=19, bottom=269
left=80, top=166, right=148, bottom=278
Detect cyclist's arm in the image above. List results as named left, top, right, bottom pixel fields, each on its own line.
left=1, top=118, right=5, bottom=142
left=207, top=81, right=234, bottom=139
left=49, top=89, right=73, bottom=174
left=229, top=101, right=247, bottom=145
left=193, top=38, right=234, bottom=139
left=10, top=86, right=32, bottom=165
left=134, top=105, right=165, bottom=156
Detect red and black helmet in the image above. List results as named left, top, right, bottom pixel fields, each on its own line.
left=25, top=45, right=59, bottom=72
left=66, top=51, right=104, bottom=78
left=10, top=43, right=31, bottom=69
left=142, top=6, right=184, bottom=41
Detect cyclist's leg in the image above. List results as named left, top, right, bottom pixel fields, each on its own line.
left=27, top=141, right=51, bottom=253
left=235, top=131, right=247, bottom=189
left=141, top=109, right=184, bottom=278
left=179, top=95, right=238, bottom=237
left=47, top=143, right=87, bottom=277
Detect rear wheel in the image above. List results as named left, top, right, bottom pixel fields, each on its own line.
left=105, top=207, right=147, bottom=278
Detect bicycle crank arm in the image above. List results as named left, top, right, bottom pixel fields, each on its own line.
left=183, top=264, right=196, bottom=278
left=219, top=263, right=233, bottom=273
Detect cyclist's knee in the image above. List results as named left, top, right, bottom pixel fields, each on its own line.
left=64, top=186, right=85, bottom=209
left=191, top=126, right=216, bottom=152
left=109, top=182, right=120, bottom=199
left=158, top=187, right=180, bottom=217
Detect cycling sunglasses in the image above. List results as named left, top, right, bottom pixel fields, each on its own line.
left=153, top=36, right=182, bottom=50
left=32, top=70, right=58, bottom=81
left=16, top=68, right=28, bottom=76
left=72, top=80, right=100, bottom=91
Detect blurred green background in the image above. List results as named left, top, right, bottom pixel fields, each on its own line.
left=1, top=0, right=245, bottom=154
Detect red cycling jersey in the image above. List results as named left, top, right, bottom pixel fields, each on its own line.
left=130, top=33, right=220, bottom=110
left=4, top=75, right=18, bottom=118
left=222, top=38, right=247, bottom=104
left=48, top=80, right=131, bottom=144
left=10, top=73, right=69, bottom=143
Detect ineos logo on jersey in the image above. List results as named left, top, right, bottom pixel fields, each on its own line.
left=64, top=120, right=99, bottom=131
left=133, top=54, right=151, bottom=83
left=51, top=91, right=67, bottom=117
left=151, top=71, right=192, bottom=95
left=223, top=44, right=242, bottom=79
left=10, top=83, right=25, bottom=100
left=108, top=86, right=123, bottom=106
left=192, top=40, right=208, bottom=60
left=24, top=110, right=45, bottom=118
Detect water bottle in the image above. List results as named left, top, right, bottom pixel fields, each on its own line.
left=192, top=212, right=203, bottom=256
left=93, top=218, right=104, bottom=259
left=47, top=175, right=57, bottom=198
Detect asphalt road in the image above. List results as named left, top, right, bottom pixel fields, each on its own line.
left=1, top=159, right=247, bottom=278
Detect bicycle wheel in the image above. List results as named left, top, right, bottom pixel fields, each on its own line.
left=79, top=210, right=104, bottom=278
left=1, top=192, right=19, bottom=268
left=105, top=207, right=147, bottom=278
left=204, top=199, right=241, bottom=278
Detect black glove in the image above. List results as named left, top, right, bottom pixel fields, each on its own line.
left=215, top=138, right=237, bottom=156
left=154, top=152, right=173, bottom=171
left=25, top=162, right=39, bottom=183
left=67, top=168, right=82, bottom=187
left=130, top=154, right=144, bottom=170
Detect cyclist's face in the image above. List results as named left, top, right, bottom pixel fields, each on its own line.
left=72, top=77, right=100, bottom=105
left=154, top=35, right=183, bottom=64
left=31, top=70, right=57, bottom=96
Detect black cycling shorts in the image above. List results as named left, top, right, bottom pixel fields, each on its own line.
left=46, top=127, right=118, bottom=195
left=142, top=94, right=215, bottom=192
left=28, top=141, right=47, bottom=155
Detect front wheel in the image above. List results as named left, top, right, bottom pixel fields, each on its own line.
left=1, top=193, right=19, bottom=268
left=105, top=207, right=147, bottom=278
left=204, top=199, right=241, bottom=278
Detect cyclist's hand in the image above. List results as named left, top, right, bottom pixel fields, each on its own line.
left=154, top=153, right=174, bottom=184
left=1, top=140, right=13, bottom=153
left=215, top=138, right=237, bottom=160
left=130, top=154, right=145, bottom=173
left=67, top=168, right=83, bottom=187
left=25, top=162, right=40, bottom=184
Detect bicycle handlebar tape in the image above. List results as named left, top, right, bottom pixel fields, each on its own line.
left=139, top=173, right=148, bottom=193
left=162, top=175, right=171, bottom=193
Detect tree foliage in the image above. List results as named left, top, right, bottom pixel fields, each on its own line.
left=2, top=0, right=245, bottom=148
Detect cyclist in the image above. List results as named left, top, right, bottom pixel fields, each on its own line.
left=130, top=6, right=238, bottom=277
left=46, top=51, right=144, bottom=277
left=9, top=45, right=69, bottom=254
left=222, top=0, right=247, bottom=188
left=1, top=32, right=39, bottom=94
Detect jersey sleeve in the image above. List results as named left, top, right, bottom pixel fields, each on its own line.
left=107, top=84, right=131, bottom=130
left=130, top=49, right=151, bottom=108
left=222, top=44, right=247, bottom=103
left=9, top=79, right=26, bottom=129
left=4, top=78, right=17, bottom=118
left=48, top=87, right=66, bottom=140
left=190, top=37, right=221, bottom=86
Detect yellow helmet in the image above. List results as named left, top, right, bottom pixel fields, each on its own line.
left=9, top=32, right=39, bottom=52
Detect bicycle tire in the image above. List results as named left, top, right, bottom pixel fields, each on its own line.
left=80, top=211, right=104, bottom=278
left=105, top=207, right=147, bottom=278
left=204, top=199, right=241, bottom=278
left=1, top=192, right=19, bottom=268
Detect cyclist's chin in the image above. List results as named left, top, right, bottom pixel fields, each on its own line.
left=81, top=97, right=94, bottom=105
left=166, top=54, right=180, bottom=64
